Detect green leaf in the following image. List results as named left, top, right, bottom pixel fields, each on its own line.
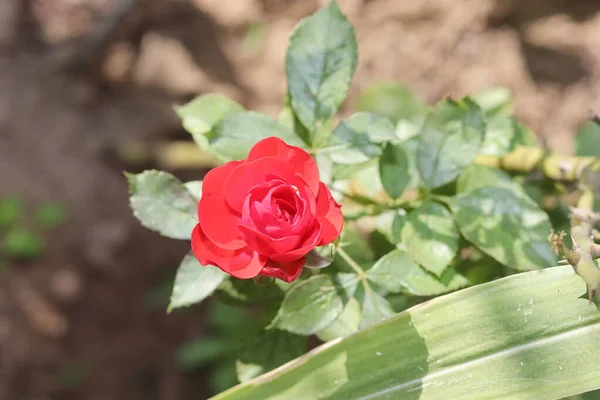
left=327, top=112, right=396, bottom=164
left=3, top=228, right=43, bottom=259
left=213, top=266, right=600, bottom=400
left=332, top=226, right=374, bottom=272
left=175, top=94, right=244, bottom=145
left=215, top=278, right=284, bottom=306
left=176, top=337, right=228, bottom=370
left=456, top=164, right=515, bottom=193
left=359, top=284, right=395, bottom=329
left=451, top=186, right=556, bottom=271
left=168, top=252, right=227, bottom=311
left=366, top=249, right=468, bottom=296
left=236, top=330, right=306, bottom=383
left=272, top=273, right=360, bottom=335
left=379, top=143, right=410, bottom=199
left=285, top=0, right=357, bottom=134
left=127, top=170, right=197, bottom=240
left=0, top=194, right=23, bottom=230
left=208, top=112, right=307, bottom=161
left=357, top=82, right=426, bottom=124
left=472, top=86, right=513, bottom=117
left=35, top=201, right=67, bottom=229
left=184, top=180, right=203, bottom=201
left=480, top=116, right=537, bottom=156
left=576, top=121, right=600, bottom=157
left=316, top=297, right=362, bottom=341
left=417, top=98, right=485, bottom=188
left=401, top=201, right=459, bottom=276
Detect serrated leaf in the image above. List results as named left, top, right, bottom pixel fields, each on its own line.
left=273, top=273, right=359, bottom=335
left=168, top=252, right=227, bottom=311
left=127, top=170, right=197, bottom=240
left=401, top=201, right=459, bottom=276
left=379, top=142, right=410, bottom=199
left=366, top=249, right=469, bottom=296
left=456, top=164, right=515, bottom=193
left=208, top=112, right=307, bottom=161
left=417, top=98, right=485, bottom=188
left=175, top=94, right=244, bottom=143
left=576, top=121, right=600, bottom=157
left=327, top=112, right=396, bottom=165
left=357, top=82, right=426, bottom=124
left=360, top=285, right=395, bottom=329
left=480, top=116, right=537, bottom=156
left=236, top=330, right=306, bottom=383
left=285, top=0, right=357, bottom=134
left=316, top=297, right=362, bottom=341
left=451, top=186, right=556, bottom=271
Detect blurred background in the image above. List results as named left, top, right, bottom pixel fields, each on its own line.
left=1, top=0, right=600, bottom=399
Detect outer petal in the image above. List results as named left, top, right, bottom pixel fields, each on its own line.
left=191, top=224, right=265, bottom=279
left=198, top=193, right=245, bottom=250
left=224, top=157, right=296, bottom=212
left=248, top=137, right=320, bottom=196
left=202, top=160, right=242, bottom=197
left=315, top=182, right=343, bottom=246
left=258, top=258, right=305, bottom=283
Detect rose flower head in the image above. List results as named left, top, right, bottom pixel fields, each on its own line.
left=191, top=137, right=343, bottom=283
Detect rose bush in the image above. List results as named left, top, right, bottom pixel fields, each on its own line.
left=190, top=137, right=343, bottom=283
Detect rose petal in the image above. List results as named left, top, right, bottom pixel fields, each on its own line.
left=248, top=137, right=320, bottom=196
left=198, top=193, right=245, bottom=250
left=202, top=160, right=242, bottom=197
left=238, top=224, right=302, bottom=256
left=269, top=220, right=322, bottom=263
left=258, top=258, right=305, bottom=283
left=315, top=182, right=343, bottom=246
left=191, top=224, right=265, bottom=279
left=224, top=158, right=296, bottom=212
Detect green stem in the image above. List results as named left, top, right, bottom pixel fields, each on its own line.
left=336, top=247, right=366, bottom=279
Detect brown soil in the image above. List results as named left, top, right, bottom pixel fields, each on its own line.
left=1, top=0, right=599, bottom=399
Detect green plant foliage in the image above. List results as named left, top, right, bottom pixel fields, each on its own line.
left=366, top=249, right=469, bottom=296
left=451, top=186, right=556, bottom=271
left=316, top=297, right=362, bottom=341
left=358, top=285, right=395, bottom=329
left=327, top=112, right=396, bottom=164
left=379, top=143, right=410, bottom=199
left=3, top=227, right=43, bottom=259
left=0, top=194, right=23, bottom=230
left=212, top=267, right=600, bottom=400
left=401, top=201, right=459, bottom=276
left=472, top=86, right=513, bottom=117
left=456, top=163, right=515, bottom=193
left=576, top=121, right=600, bottom=157
left=285, top=0, right=357, bottom=135
left=184, top=180, right=203, bottom=201
left=417, top=98, right=485, bottom=188
left=357, top=82, right=426, bottom=124
left=175, top=94, right=244, bottom=149
left=272, top=273, right=360, bottom=335
left=480, top=116, right=537, bottom=156
left=35, top=201, right=67, bottom=229
left=208, top=112, right=307, bottom=160
left=214, top=278, right=284, bottom=306
left=236, top=329, right=306, bottom=382
left=168, top=252, right=227, bottom=311
left=126, top=170, right=197, bottom=240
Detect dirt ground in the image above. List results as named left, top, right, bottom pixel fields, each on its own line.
left=1, top=0, right=600, bottom=399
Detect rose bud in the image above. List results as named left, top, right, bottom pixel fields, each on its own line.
left=191, top=137, right=343, bottom=283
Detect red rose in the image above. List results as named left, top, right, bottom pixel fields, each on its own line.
left=191, top=137, right=343, bottom=283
